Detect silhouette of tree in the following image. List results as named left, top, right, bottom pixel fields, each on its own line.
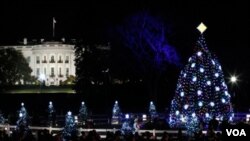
left=0, top=48, right=32, bottom=91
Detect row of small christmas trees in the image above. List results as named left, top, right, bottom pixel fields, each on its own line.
left=1, top=100, right=156, bottom=128
left=47, top=101, right=88, bottom=127
left=169, top=23, right=234, bottom=134
left=11, top=102, right=87, bottom=140
left=48, top=102, right=87, bottom=139
left=112, top=100, right=157, bottom=120
left=1, top=100, right=156, bottom=139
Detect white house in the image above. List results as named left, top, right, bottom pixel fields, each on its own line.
left=2, top=38, right=76, bottom=86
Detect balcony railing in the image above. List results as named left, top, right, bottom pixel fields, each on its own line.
left=50, top=74, right=55, bottom=77
left=58, top=74, right=63, bottom=77
left=49, top=60, right=55, bottom=63
left=36, top=61, right=40, bottom=64
left=65, top=60, right=69, bottom=63
left=57, top=60, right=63, bottom=63
left=42, top=60, right=47, bottom=63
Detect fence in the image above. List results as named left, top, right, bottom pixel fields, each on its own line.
left=0, top=124, right=221, bottom=140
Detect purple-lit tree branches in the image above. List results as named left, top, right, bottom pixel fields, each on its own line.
left=116, top=12, right=180, bottom=101
left=118, top=12, right=180, bottom=73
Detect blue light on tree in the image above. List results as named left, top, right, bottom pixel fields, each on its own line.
left=191, top=63, right=196, bottom=68
left=199, top=68, right=204, bottom=73
left=192, top=76, right=197, bottom=82
left=180, top=92, right=184, bottom=97
left=207, top=80, right=211, bottom=85
left=221, top=98, right=226, bottom=103
left=192, top=113, right=196, bottom=117
left=205, top=113, right=210, bottom=118
left=198, top=101, right=203, bottom=107
left=197, top=90, right=202, bottom=96
left=169, top=23, right=234, bottom=134
left=197, top=51, right=202, bottom=56
left=210, top=102, right=215, bottom=107
left=215, top=86, right=220, bottom=91
left=175, top=110, right=179, bottom=115
left=184, top=104, right=189, bottom=110
left=215, top=73, right=219, bottom=77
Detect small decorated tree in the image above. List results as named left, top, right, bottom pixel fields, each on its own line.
left=121, top=114, right=133, bottom=135
left=111, top=101, right=122, bottom=125
left=149, top=101, right=157, bottom=120
left=78, top=101, right=88, bottom=125
left=63, top=111, right=77, bottom=140
left=16, top=102, right=30, bottom=133
left=48, top=101, right=56, bottom=126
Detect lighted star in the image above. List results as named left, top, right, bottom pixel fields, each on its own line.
left=197, top=22, right=207, bottom=34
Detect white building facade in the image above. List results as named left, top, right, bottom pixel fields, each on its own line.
left=3, top=40, right=75, bottom=86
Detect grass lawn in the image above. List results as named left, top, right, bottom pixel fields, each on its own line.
left=5, top=86, right=75, bottom=94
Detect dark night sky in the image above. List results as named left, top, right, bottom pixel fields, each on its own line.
left=0, top=1, right=249, bottom=110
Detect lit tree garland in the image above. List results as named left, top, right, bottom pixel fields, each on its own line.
left=169, top=23, right=234, bottom=133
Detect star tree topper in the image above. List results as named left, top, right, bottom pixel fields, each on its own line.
left=197, top=22, right=207, bottom=34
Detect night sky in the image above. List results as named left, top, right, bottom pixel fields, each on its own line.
left=1, top=1, right=249, bottom=111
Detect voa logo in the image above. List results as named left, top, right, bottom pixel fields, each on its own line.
left=226, top=129, right=246, bottom=136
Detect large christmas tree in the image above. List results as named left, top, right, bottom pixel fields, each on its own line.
left=169, top=23, right=233, bottom=133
